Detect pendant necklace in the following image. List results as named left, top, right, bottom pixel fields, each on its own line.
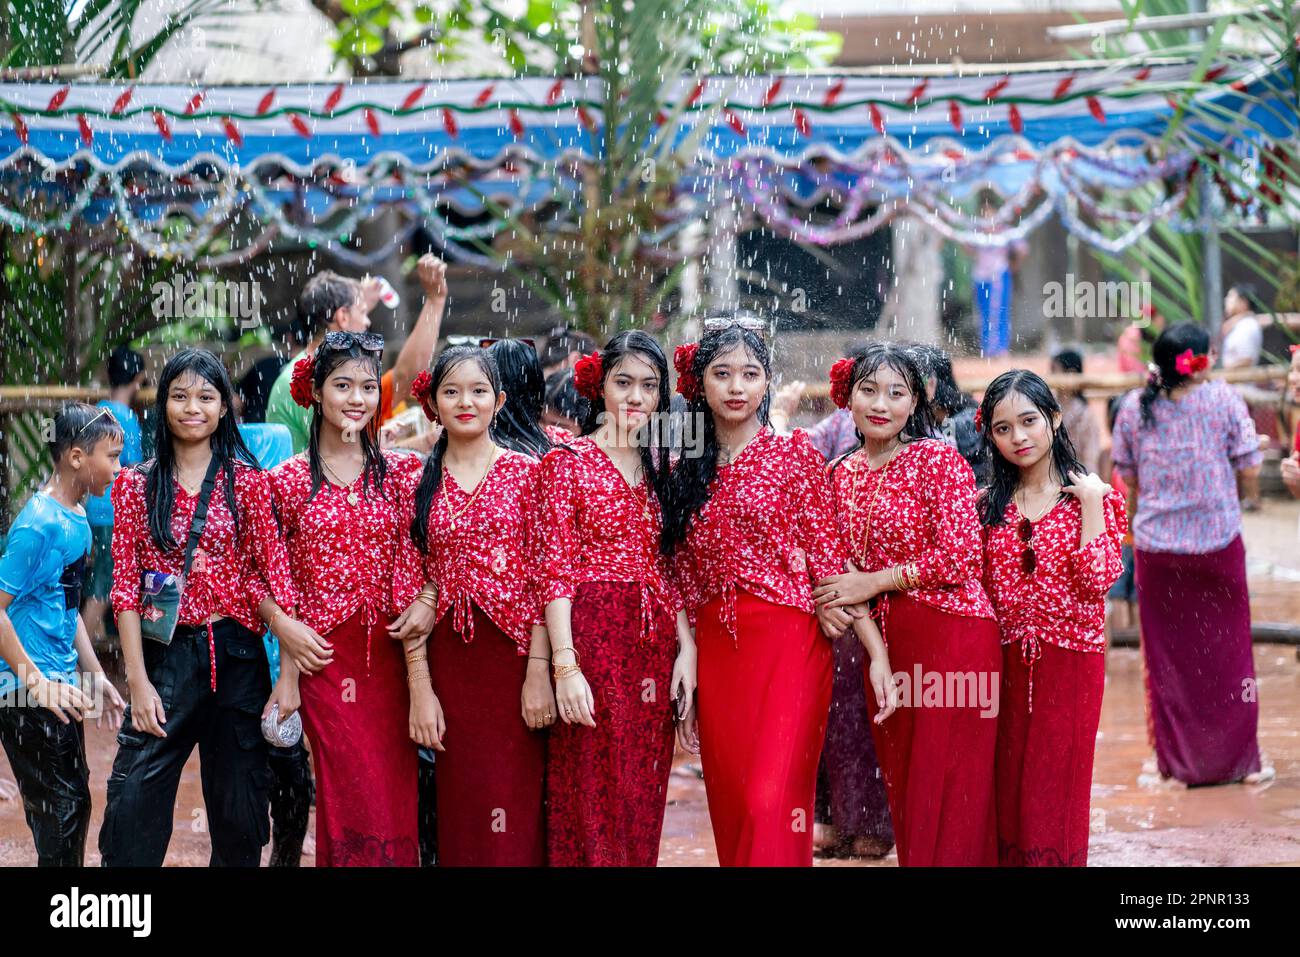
left=320, top=456, right=363, bottom=506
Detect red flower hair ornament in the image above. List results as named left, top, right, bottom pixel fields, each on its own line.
left=674, top=343, right=701, bottom=401
left=573, top=351, right=603, bottom=401
left=1174, top=348, right=1210, bottom=377
left=829, top=356, right=855, bottom=409
left=289, top=355, right=316, bottom=409
left=973, top=407, right=984, bottom=432
left=411, top=369, right=436, bottom=421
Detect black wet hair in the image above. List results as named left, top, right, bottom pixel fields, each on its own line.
left=487, top=338, right=552, bottom=459
left=107, top=345, right=145, bottom=388
left=409, top=346, right=503, bottom=555
left=977, top=369, right=1084, bottom=527
left=48, top=402, right=125, bottom=463
left=907, top=342, right=971, bottom=418
left=305, top=340, right=388, bottom=503
left=544, top=369, right=583, bottom=423
left=141, top=348, right=260, bottom=552
left=1051, top=348, right=1084, bottom=376
left=662, top=323, right=773, bottom=555
left=1139, top=322, right=1211, bottom=428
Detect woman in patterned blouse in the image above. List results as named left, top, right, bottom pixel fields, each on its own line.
left=391, top=345, right=555, bottom=866
left=977, top=370, right=1125, bottom=866
left=664, top=320, right=848, bottom=867
left=537, top=331, right=697, bottom=866
left=265, top=334, right=424, bottom=866
left=1112, top=323, right=1270, bottom=786
left=100, top=349, right=300, bottom=866
left=814, top=342, right=1000, bottom=867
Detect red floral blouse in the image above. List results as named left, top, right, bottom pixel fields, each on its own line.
left=671, top=427, right=846, bottom=641
left=537, top=436, right=680, bottom=643
left=267, top=451, right=423, bottom=669
left=394, top=448, right=543, bottom=654
left=110, top=460, right=297, bottom=689
left=829, top=438, right=995, bottom=625
left=981, top=490, right=1127, bottom=658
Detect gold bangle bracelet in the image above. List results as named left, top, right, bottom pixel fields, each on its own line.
left=552, top=664, right=582, bottom=679
left=552, top=646, right=580, bottom=664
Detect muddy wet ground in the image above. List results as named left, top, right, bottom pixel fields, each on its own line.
left=3, top=500, right=1298, bottom=867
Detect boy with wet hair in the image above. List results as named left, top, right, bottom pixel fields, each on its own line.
left=0, top=402, right=128, bottom=865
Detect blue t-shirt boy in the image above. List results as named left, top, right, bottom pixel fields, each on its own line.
left=84, top=399, right=143, bottom=527
left=0, top=492, right=93, bottom=697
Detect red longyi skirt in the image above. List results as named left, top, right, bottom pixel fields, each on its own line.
left=871, top=594, right=999, bottom=867
left=298, top=606, right=419, bottom=867
left=995, top=640, right=1104, bottom=866
left=695, top=589, right=832, bottom=867
left=546, top=581, right=677, bottom=867
left=429, top=603, right=546, bottom=866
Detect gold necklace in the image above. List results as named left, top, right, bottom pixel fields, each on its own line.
left=443, top=445, right=501, bottom=531
left=852, top=442, right=903, bottom=563
left=1016, top=483, right=1061, bottom=524
left=320, top=456, right=363, bottom=506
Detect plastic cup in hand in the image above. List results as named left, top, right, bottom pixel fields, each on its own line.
left=376, top=276, right=400, bottom=309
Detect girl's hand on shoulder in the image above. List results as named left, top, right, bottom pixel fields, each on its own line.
left=1065, top=470, right=1111, bottom=504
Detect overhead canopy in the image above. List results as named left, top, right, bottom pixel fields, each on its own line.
left=0, top=59, right=1292, bottom=260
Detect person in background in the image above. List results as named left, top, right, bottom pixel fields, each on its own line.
left=543, top=369, right=583, bottom=439
left=1220, top=283, right=1264, bottom=370
left=540, top=325, right=599, bottom=378
left=967, top=196, right=1028, bottom=357
left=266, top=255, right=448, bottom=453
left=0, top=404, right=128, bottom=866
left=1111, top=322, right=1272, bottom=787
left=1049, top=349, right=1102, bottom=475
left=83, top=346, right=146, bottom=647
left=237, top=354, right=287, bottom=425
left=1220, top=284, right=1275, bottom=510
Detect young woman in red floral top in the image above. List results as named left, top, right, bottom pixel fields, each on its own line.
left=263, top=334, right=424, bottom=867
left=389, top=345, right=555, bottom=866
left=538, top=331, right=696, bottom=866
left=977, top=370, right=1125, bottom=866
left=814, top=342, right=999, bottom=867
left=664, top=320, right=848, bottom=867
left=99, top=349, right=301, bottom=867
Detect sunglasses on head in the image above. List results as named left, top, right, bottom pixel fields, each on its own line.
left=1017, top=519, right=1038, bottom=575
left=703, top=316, right=766, bottom=335
left=323, top=331, right=384, bottom=354
left=77, top=406, right=114, bottom=435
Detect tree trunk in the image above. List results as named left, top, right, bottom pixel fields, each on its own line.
left=881, top=215, right=942, bottom=344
